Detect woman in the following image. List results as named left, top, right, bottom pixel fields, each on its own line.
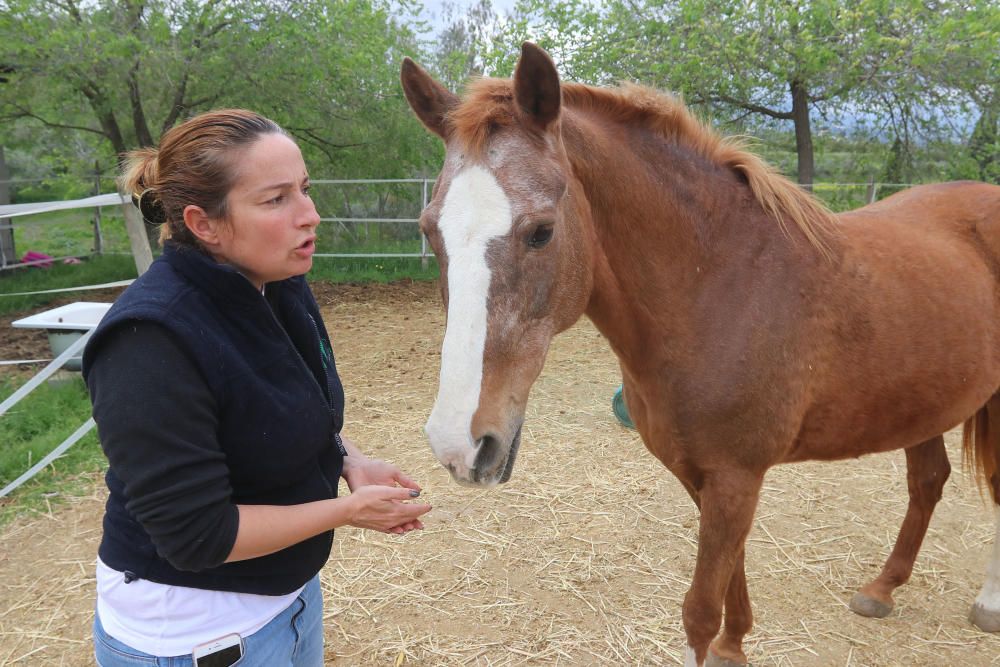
left=83, top=109, right=432, bottom=666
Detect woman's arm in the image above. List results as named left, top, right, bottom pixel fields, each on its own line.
left=226, top=485, right=430, bottom=562
left=88, top=321, right=238, bottom=572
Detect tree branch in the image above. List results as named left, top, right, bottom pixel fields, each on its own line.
left=4, top=106, right=106, bottom=137
left=128, top=61, right=154, bottom=147
left=698, top=94, right=794, bottom=120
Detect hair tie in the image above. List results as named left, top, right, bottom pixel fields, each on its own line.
left=132, top=189, right=167, bottom=225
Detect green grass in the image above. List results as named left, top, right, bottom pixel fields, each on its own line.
left=0, top=254, right=139, bottom=315
left=0, top=374, right=106, bottom=527
left=11, top=208, right=134, bottom=257
left=310, top=256, right=439, bottom=283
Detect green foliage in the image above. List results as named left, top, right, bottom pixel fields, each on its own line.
left=488, top=0, right=998, bottom=185
left=0, top=1, right=441, bottom=182
left=966, top=103, right=999, bottom=184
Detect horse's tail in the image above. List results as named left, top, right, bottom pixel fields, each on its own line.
left=962, top=393, right=1000, bottom=505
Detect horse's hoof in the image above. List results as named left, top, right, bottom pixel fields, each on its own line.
left=706, top=651, right=749, bottom=667
left=970, top=603, right=1000, bottom=632
left=849, top=592, right=893, bottom=618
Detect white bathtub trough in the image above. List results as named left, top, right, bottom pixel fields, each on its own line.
left=12, top=302, right=113, bottom=371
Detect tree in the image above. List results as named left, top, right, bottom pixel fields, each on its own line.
left=494, top=0, right=997, bottom=187
left=0, top=1, right=241, bottom=159
left=967, top=99, right=998, bottom=184
left=0, top=0, right=439, bottom=245
left=428, top=0, right=499, bottom=91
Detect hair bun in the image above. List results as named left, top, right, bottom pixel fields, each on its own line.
left=133, top=190, right=167, bottom=225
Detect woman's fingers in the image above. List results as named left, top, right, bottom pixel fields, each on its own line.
left=348, top=485, right=431, bottom=532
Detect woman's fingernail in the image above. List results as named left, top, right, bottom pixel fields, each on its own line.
left=409, top=490, right=420, bottom=497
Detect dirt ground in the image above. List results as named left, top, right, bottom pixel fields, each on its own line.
left=1, top=280, right=999, bottom=666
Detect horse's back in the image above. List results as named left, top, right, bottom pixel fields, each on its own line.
left=839, top=180, right=1000, bottom=229
left=790, top=181, right=1000, bottom=461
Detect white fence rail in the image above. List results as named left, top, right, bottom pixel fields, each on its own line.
left=0, top=179, right=437, bottom=271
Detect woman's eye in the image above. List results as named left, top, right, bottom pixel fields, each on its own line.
left=528, top=225, right=554, bottom=249
left=302, top=185, right=312, bottom=197
left=268, top=195, right=285, bottom=205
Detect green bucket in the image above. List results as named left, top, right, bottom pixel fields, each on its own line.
left=612, top=384, right=635, bottom=429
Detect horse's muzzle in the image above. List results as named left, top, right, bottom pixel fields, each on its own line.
left=448, top=424, right=522, bottom=487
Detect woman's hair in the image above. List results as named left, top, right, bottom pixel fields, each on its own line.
left=118, top=109, right=287, bottom=247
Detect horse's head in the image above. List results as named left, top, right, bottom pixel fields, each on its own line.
left=401, top=43, right=593, bottom=487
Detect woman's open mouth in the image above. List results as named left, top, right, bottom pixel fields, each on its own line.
left=295, top=237, right=316, bottom=257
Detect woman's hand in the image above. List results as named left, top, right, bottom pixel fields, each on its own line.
left=346, top=485, right=431, bottom=534
left=342, top=456, right=420, bottom=495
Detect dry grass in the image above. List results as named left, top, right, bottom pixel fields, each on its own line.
left=1, top=280, right=999, bottom=665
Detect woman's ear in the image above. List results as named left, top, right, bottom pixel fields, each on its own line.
left=183, top=205, right=220, bottom=247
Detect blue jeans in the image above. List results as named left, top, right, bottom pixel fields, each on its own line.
left=93, top=575, right=323, bottom=667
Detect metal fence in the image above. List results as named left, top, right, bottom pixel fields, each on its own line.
left=0, top=179, right=437, bottom=270
left=0, top=178, right=928, bottom=272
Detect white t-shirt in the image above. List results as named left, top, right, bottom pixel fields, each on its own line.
left=96, top=558, right=302, bottom=656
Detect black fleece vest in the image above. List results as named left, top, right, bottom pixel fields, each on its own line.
left=83, top=242, right=345, bottom=595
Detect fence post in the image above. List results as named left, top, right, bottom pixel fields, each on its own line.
left=0, top=146, right=15, bottom=268
left=121, top=196, right=153, bottom=275
left=93, top=161, right=104, bottom=256
left=866, top=176, right=878, bottom=204
left=420, top=179, right=429, bottom=271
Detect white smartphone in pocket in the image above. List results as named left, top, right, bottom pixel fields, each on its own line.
left=192, top=632, right=244, bottom=667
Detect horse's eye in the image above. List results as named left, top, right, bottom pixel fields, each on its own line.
left=528, top=225, right=554, bottom=249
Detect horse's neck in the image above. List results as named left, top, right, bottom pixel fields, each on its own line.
left=562, top=111, right=797, bottom=373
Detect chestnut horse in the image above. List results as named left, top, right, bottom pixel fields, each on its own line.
left=401, top=42, right=1000, bottom=666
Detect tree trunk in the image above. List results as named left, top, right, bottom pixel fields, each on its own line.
left=789, top=79, right=814, bottom=188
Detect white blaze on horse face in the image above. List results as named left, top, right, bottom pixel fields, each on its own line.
left=424, top=165, right=513, bottom=479
left=976, top=505, right=1000, bottom=613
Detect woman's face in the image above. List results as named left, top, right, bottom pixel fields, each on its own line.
left=209, top=133, right=320, bottom=289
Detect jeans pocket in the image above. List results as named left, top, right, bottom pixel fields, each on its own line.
left=94, top=615, right=160, bottom=667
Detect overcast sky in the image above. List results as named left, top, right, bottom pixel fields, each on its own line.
left=414, top=0, right=519, bottom=31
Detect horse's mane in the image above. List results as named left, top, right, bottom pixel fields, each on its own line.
left=450, top=78, right=837, bottom=254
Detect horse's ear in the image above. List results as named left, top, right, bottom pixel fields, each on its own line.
left=513, top=42, right=561, bottom=134
left=401, top=57, right=458, bottom=140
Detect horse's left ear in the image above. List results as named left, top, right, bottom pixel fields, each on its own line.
left=513, top=42, right=561, bottom=134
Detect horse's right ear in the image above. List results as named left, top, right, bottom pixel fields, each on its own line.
left=401, top=58, right=458, bottom=140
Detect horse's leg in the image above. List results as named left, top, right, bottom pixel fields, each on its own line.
left=971, top=501, right=1000, bottom=631
left=682, top=469, right=762, bottom=667
left=850, top=435, right=949, bottom=618
left=706, top=548, right=753, bottom=667
left=968, top=395, right=1000, bottom=632
left=676, top=479, right=753, bottom=667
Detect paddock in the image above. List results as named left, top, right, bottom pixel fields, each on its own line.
left=1, top=280, right=998, bottom=665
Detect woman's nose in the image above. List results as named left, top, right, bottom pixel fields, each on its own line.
left=299, top=194, right=320, bottom=227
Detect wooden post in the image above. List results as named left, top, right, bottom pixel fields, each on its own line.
left=121, top=196, right=153, bottom=275
left=866, top=176, right=878, bottom=205
left=0, top=146, right=15, bottom=268
left=93, top=161, right=104, bottom=256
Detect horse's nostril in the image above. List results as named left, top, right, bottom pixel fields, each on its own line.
left=474, top=433, right=505, bottom=474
